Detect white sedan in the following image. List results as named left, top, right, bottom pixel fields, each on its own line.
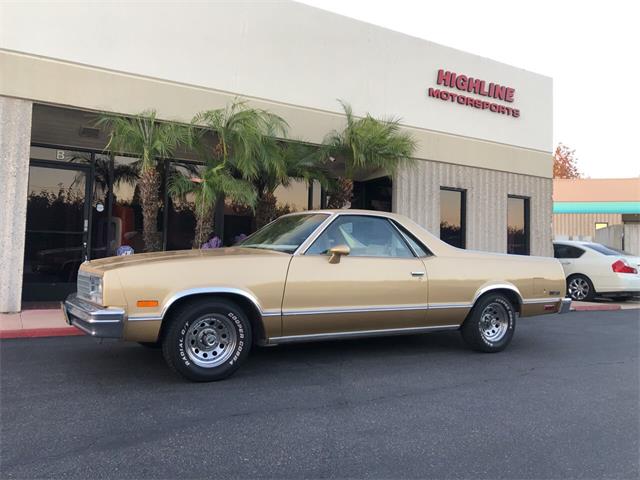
left=553, top=240, right=640, bottom=301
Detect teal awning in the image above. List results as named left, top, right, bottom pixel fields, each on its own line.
left=553, top=201, right=640, bottom=214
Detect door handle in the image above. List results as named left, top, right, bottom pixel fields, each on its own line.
left=411, top=271, right=425, bottom=277
left=560, top=261, right=571, bottom=265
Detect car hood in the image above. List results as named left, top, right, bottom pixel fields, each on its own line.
left=82, top=247, right=288, bottom=274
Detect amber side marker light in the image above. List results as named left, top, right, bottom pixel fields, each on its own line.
left=137, top=300, right=159, bottom=308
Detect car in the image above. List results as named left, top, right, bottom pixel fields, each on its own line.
left=553, top=240, right=640, bottom=302
left=63, top=210, right=570, bottom=382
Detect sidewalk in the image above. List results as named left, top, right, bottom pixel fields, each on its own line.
left=0, top=309, right=81, bottom=339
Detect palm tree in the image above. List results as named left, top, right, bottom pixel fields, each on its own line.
left=169, top=165, right=256, bottom=248
left=321, top=100, right=416, bottom=207
left=169, top=100, right=288, bottom=247
left=252, top=140, right=330, bottom=229
left=97, top=110, right=189, bottom=251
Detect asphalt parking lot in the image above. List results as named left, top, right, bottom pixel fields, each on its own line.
left=1, top=310, right=638, bottom=479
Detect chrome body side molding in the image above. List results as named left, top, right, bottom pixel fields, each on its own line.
left=268, top=324, right=460, bottom=345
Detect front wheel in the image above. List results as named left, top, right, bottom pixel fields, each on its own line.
left=162, top=299, right=252, bottom=382
left=461, top=293, right=516, bottom=353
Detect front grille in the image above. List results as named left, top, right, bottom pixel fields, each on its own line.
left=77, top=271, right=91, bottom=300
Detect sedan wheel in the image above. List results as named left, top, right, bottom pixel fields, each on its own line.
left=567, top=275, right=595, bottom=301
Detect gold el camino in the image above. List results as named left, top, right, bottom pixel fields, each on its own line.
left=63, top=210, right=570, bottom=381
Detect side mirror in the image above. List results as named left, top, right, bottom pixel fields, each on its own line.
left=328, top=244, right=350, bottom=264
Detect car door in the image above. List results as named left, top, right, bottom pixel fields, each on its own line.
left=281, top=214, right=428, bottom=337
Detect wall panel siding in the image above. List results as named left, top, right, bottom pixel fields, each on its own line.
left=395, top=161, right=553, bottom=257
left=553, top=213, right=622, bottom=240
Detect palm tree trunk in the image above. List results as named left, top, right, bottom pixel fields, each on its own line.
left=139, top=168, right=162, bottom=252
left=255, top=191, right=277, bottom=230
left=327, top=177, right=353, bottom=209
left=193, top=202, right=214, bottom=248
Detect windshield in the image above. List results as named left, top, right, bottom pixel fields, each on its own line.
left=240, top=214, right=328, bottom=253
left=583, top=243, right=627, bottom=256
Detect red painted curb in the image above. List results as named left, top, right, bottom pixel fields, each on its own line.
left=572, top=305, right=622, bottom=312
left=0, top=327, right=83, bottom=339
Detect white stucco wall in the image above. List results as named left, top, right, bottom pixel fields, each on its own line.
left=0, top=0, right=552, bottom=153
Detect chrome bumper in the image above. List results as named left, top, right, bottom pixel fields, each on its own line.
left=62, top=293, right=125, bottom=338
left=558, top=298, right=572, bottom=314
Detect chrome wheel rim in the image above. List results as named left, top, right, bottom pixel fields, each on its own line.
left=184, top=315, right=237, bottom=368
left=568, top=277, right=589, bottom=301
left=479, top=302, right=509, bottom=343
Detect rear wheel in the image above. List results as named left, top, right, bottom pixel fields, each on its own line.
left=461, top=293, right=516, bottom=353
left=162, top=299, right=252, bottom=382
left=567, top=274, right=595, bottom=301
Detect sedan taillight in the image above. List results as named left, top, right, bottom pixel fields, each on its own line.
left=612, top=259, right=638, bottom=274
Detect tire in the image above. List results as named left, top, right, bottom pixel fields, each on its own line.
left=461, top=293, right=516, bottom=353
left=566, top=274, right=595, bottom=302
left=138, top=341, right=161, bottom=349
left=162, top=298, right=252, bottom=382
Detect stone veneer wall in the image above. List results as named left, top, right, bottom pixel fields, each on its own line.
left=0, top=97, right=32, bottom=312
left=394, top=160, right=553, bottom=257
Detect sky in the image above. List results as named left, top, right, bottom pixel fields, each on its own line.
left=300, top=0, right=639, bottom=179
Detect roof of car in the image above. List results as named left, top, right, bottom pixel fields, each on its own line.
left=553, top=240, right=594, bottom=246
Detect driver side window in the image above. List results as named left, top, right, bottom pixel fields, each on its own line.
left=306, top=215, right=414, bottom=258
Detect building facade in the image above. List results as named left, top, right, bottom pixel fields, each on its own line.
left=553, top=178, right=640, bottom=240
left=0, top=1, right=553, bottom=312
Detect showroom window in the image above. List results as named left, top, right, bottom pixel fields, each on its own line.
left=507, top=195, right=530, bottom=255
left=440, top=187, right=466, bottom=248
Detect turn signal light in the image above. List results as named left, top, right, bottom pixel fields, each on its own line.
left=137, top=300, right=159, bottom=308
left=611, top=260, right=637, bottom=274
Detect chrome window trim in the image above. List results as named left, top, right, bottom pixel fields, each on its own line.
left=298, top=212, right=423, bottom=258
left=293, top=212, right=338, bottom=256
left=268, top=324, right=460, bottom=345
left=389, top=219, right=433, bottom=257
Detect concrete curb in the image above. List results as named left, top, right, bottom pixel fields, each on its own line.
left=0, top=327, right=83, bottom=339
left=571, top=304, right=622, bottom=312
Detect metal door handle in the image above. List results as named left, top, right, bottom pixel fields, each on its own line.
left=411, top=271, right=425, bottom=277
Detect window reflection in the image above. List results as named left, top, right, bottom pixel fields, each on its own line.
left=111, top=156, right=146, bottom=254
left=166, top=161, right=203, bottom=250
left=507, top=196, right=530, bottom=255
left=440, top=188, right=466, bottom=248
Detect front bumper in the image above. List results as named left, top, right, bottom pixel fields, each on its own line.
left=558, top=298, right=572, bottom=314
left=62, top=293, right=125, bottom=338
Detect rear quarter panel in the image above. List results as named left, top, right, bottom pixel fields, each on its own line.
left=425, top=250, right=566, bottom=321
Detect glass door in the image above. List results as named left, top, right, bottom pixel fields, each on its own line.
left=22, top=161, right=92, bottom=302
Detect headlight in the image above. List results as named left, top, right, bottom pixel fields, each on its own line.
left=77, top=271, right=103, bottom=304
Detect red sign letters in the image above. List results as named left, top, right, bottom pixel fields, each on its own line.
left=428, top=69, right=520, bottom=118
